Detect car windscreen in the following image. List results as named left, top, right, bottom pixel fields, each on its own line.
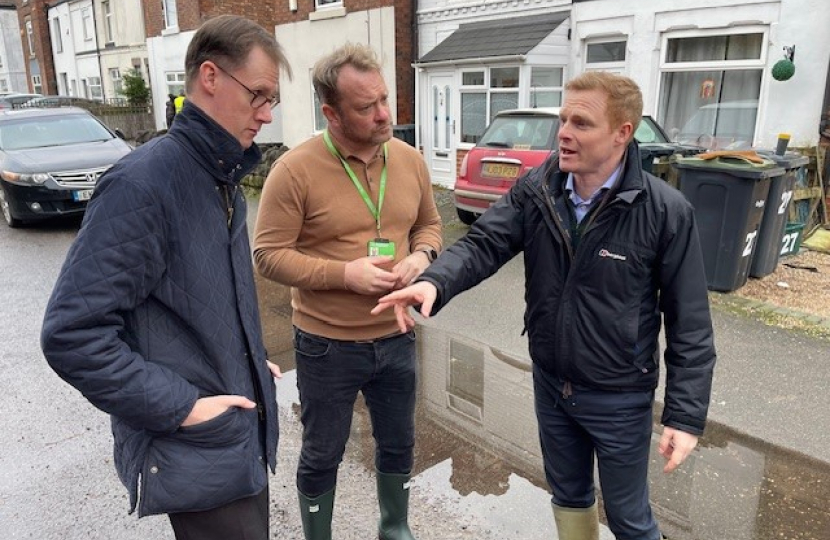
left=478, top=115, right=558, bottom=151
left=634, top=117, right=671, bottom=144
left=0, top=114, right=113, bottom=150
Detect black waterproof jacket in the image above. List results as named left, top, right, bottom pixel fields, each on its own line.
left=41, top=102, right=278, bottom=516
left=421, top=141, right=716, bottom=435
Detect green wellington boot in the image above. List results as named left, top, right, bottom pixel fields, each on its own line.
left=552, top=502, right=600, bottom=540
left=298, top=487, right=335, bottom=540
left=376, top=471, right=417, bottom=540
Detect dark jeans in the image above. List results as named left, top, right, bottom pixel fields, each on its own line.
left=533, top=364, right=660, bottom=540
left=294, top=327, right=418, bottom=497
left=168, top=487, right=269, bottom=540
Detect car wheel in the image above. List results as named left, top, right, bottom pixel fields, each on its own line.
left=0, top=186, right=23, bottom=228
left=456, top=208, right=479, bottom=225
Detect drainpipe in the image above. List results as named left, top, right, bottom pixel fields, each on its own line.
left=90, top=0, right=105, bottom=101
left=410, top=0, right=418, bottom=124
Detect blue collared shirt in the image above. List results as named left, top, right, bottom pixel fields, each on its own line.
left=565, top=164, right=622, bottom=223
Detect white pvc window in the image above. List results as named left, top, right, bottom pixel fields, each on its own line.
left=163, top=0, right=178, bottom=29
left=658, top=29, right=765, bottom=149
left=110, top=68, right=122, bottom=94
left=103, top=1, right=114, bottom=43
left=88, top=76, right=103, bottom=99
left=585, top=40, right=627, bottom=73
left=82, top=8, right=93, bottom=41
left=166, top=71, right=186, bottom=96
left=312, top=85, right=326, bottom=132
left=530, top=67, right=563, bottom=108
left=26, top=19, right=35, bottom=57
left=52, top=17, right=63, bottom=53
left=316, top=0, right=342, bottom=9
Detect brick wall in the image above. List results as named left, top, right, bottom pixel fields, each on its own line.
left=270, top=0, right=415, bottom=124
left=14, top=0, right=56, bottom=94
left=142, top=0, right=162, bottom=37
left=392, top=0, right=414, bottom=124
left=144, top=0, right=280, bottom=37
left=140, top=0, right=416, bottom=125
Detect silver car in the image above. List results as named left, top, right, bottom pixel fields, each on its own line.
left=0, top=107, right=132, bottom=227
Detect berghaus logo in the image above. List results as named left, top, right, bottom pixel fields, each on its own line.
left=598, top=248, right=626, bottom=261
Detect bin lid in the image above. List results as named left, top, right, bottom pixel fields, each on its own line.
left=753, top=150, right=810, bottom=168
left=672, top=153, right=786, bottom=178
left=639, top=143, right=679, bottom=158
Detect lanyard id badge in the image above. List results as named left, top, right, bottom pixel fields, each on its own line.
left=324, top=130, right=391, bottom=257
left=368, top=238, right=396, bottom=257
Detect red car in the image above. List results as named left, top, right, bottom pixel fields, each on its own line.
left=453, top=107, right=695, bottom=224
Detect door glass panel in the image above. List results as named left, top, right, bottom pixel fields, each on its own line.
left=461, top=92, right=486, bottom=144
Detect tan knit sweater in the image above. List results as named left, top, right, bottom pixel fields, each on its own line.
left=253, top=134, right=443, bottom=340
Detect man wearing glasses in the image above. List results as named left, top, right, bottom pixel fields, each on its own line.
left=42, top=15, right=291, bottom=540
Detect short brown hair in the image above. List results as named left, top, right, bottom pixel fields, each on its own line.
left=184, top=15, right=292, bottom=93
left=312, top=43, right=382, bottom=109
left=565, top=72, right=643, bottom=136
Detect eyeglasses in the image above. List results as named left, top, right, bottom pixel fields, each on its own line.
left=215, top=64, right=280, bottom=110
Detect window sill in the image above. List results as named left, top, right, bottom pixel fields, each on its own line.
left=309, top=6, right=346, bottom=21
left=161, top=26, right=180, bottom=36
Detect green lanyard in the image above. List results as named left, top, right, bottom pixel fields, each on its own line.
left=324, top=130, right=388, bottom=236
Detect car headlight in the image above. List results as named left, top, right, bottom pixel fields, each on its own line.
left=0, top=171, right=52, bottom=185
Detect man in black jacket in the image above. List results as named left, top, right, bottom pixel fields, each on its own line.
left=373, top=72, right=716, bottom=540
left=42, top=15, right=290, bottom=540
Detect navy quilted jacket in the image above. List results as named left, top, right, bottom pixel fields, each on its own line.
left=41, top=102, right=278, bottom=517
left=420, top=141, right=715, bottom=435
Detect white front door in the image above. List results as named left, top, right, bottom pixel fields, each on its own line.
left=426, top=73, right=455, bottom=188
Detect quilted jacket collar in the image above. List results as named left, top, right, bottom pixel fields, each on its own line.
left=546, top=139, right=645, bottom=205
left=168, top=101, right=262, bottom=187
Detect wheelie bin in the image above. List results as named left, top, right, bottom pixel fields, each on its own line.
left=748, top=152, right=809, bottom=277
left=672, top=154, right=785, bottom=292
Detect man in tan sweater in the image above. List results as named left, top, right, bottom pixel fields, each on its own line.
left=253, top=43, right=441, bottom=540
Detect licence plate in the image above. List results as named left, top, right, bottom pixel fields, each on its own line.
left=72, top=189, right=94, bottom=202
left=481, top=163, right=520, bottom=178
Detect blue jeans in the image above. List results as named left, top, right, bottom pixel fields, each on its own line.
left=293, top=327, right=417, bottom=497
left=533, top=364, right=660, bottom=540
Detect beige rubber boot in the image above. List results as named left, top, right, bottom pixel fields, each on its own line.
left=552, top=502, right=600, bottom=540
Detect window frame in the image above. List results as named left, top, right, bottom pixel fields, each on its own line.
left=82, top=7, right=93, bottom=41
left=659, top=28, right=767, bottom=72
left=584, top=38, right=627, bottom=73
left=103, top=0, right=114, bottom=43
left=88, top=76, right=103, bottom=99
left=656, top=26, right=768, bottom=148
left=25, top=19, right=35, bottom=57
left=312, top=83, right=327, bottom=133
left=52, top=17, right=63, bottom=54
left=162, top=0, right=179, bottom=30
left=315, top=0, right=343, bottom=10
left=109, top=68, right=122, bottom=95
left=529, top=66, right=564, bottom=108
left=165, top=71, right=186, bottom=97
